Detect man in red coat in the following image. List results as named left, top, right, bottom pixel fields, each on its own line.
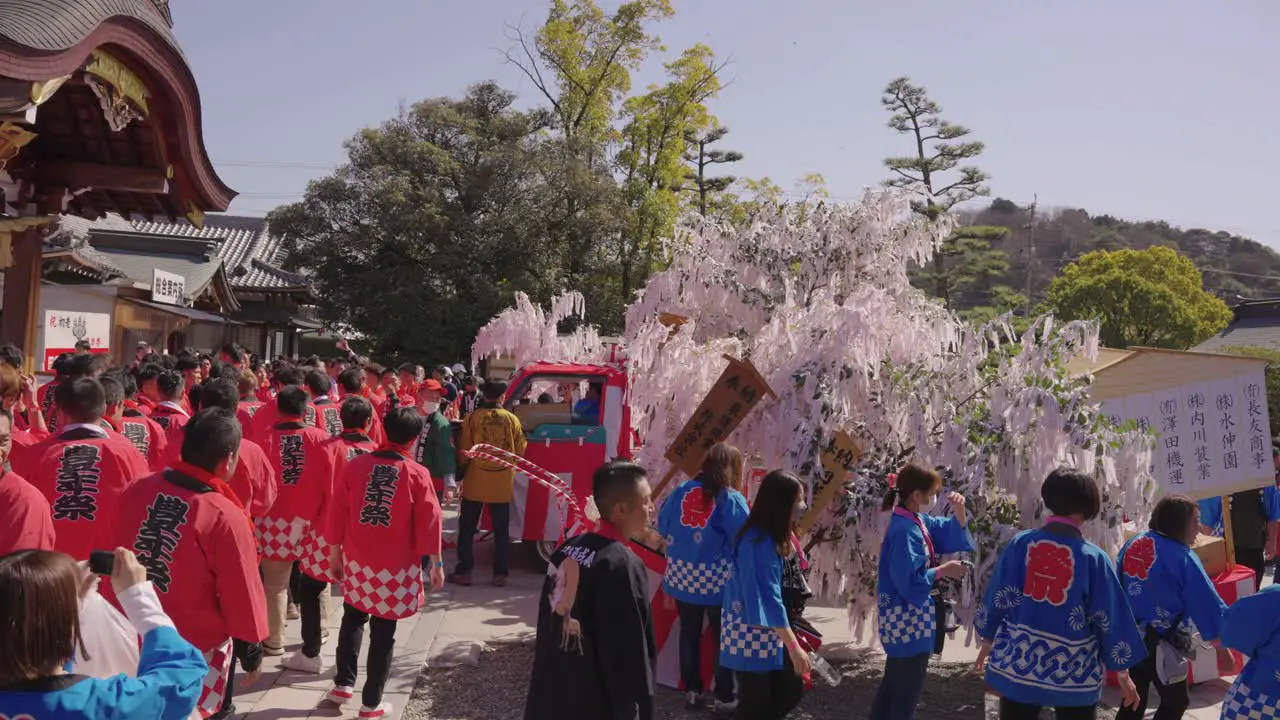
left=102, top=373, right=168, bottom=472
left=250, top=365, right=319, bottom=444
left=0, top=407, right=55, bottom=555
left=150, top=370, right=192, bottom=438
left=330, top=396, right=379, bottom=462
left=338, top=369, right=387, bottom=446
left=236, top=371, right=265, bottom=436
left=108, top=409, right=268, bottom=718
left=169, top=379, right=278, bottom=520
left=26, top=378, right=150, bottom=560
left=259, top=386, right=342, bottom=657
left=324, top=407, right=443, bottom=718
left=307, top=369, right=343, bottom=437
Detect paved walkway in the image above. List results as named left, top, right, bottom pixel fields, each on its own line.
left=235, top=525, right=1234, bottom=719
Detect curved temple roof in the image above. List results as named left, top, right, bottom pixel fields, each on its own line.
left=0, top=0, right=235, bottom=213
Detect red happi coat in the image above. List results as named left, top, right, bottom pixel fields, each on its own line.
left=107, top=467, right=268, bottom=653
left=116, top=409, right=170, bottom=472
left=149, top=403, right=191, bottom=441
left=29, top=427, right=150, bottom=560
left=326, top=451, right=442, bottom=620
left=164, top=429, right=279, bottom=520
left=0, top=470, right=55, bottom=555
left=37, top=378, right=60, bottom=431
left=257, top=420, right=340, bottom=573
left=313, top=398, right=343, bottom=437
left=329, top=431, right=378, bottom=463
left=236, top=400, right=264, bottom=437
left=249, top=402, right=320, bottom=444
left=133, top=394, right=156, bottom=416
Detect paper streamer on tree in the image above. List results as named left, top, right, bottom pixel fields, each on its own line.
left=464, top=444, right=590, bottom=538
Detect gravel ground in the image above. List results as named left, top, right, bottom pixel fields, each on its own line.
left=401, top=640, right=1120, bottom=720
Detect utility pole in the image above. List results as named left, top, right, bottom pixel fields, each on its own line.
left=1023, top=194, right=1037, bottom=317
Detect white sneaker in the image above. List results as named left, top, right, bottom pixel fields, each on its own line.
left=281, top=650, right=323, bottom=674
left=325, top=685, right=355, bottom=705
left=358, top=701, right=393, bottom=719
left=713, top=698, right=739, bottom=716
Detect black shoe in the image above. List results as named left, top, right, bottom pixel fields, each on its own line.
left=208, top=705, right=236, bottom=720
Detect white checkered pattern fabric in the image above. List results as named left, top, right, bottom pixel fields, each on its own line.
left=878, top=599, right=935, bottom=647
left=720, top=608, right=782, bottom=662
left=1223, top=677, right=1280, bottom=719
left=342, top=560, right=424, bottom=621
left=298, top=523, right=338, bottom=583
left=254, top=516, right=306, bottom=562
left=664, top=557, right=730, bottom=598
left=195, top=639, right=232, bottom=719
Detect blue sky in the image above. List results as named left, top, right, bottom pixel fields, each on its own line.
left=175, top=0, right=1280, bottom=246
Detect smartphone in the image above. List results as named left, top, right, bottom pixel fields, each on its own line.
left=88, top=550, right=115, bottom=576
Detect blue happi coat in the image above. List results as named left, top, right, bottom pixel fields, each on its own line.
left=1221, top=585, right=1280, bottom=719
left=0, top=626, right=205, bottom=719
left=1117, top=530, right=1227, bottom=641
left=875, top=508, right=974, bottom=657
left=976, top=523, right=1146, bottom=708
left=1198, top=488, right=1280, bottom=536
left=659, top=477, right=750, bottom=605
left=720, top=528, right=788, bottom=673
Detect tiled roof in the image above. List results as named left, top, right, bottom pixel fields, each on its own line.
left=1194, top=299, right=1280, bottom=352
left=57, top=213, right=310, bottom=291
left=0, top=0, right=180, bottom=54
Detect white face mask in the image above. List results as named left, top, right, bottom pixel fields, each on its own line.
left=420, top=401, right=439, bottom=415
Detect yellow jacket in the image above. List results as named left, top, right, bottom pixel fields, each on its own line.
left=460, top=406, right=527, bottom=504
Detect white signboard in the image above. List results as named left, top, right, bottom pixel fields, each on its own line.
left=151, top=269, right=186, bottom=306
left=42, top=310, right=111, bottom=371
left=1102, top=370, right=1273, bottom=499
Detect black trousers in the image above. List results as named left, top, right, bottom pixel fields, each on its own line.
left=1236, top=546, right=1266, bottom=590
left=335, top=602, right=399, bottom=709
left=869, top=653, right=930, bottom=720
left=999, top=698, right=1095, bottom=720
left=296, top=573, right=328, bottom=658
left=676, top=601, right=734, bottom=701
left=288, top=561, right=301, bottom=605
left=735, top=655, right=803, bottom=720
left=1115, top=650, right=1190, bottom=720
left=455, top=499, right=510, bottom=576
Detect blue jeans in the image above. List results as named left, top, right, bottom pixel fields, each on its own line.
left=677, top=601, right=734, bottom=702
left=869, top=653, right=930, bottom=720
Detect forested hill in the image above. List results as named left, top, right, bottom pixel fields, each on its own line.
left=954, top=198, right=1280, bottom=311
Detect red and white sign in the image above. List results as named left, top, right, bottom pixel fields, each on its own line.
left=42, top=310, right=110, bottom=371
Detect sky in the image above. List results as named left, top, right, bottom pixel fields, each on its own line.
left=174, top=0, right=1280, bottom=246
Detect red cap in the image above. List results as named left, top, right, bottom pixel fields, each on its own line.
left=420, top=379, right=444, bottom=394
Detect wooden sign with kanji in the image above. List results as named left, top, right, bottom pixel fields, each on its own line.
left=798, top=430, right=861, bottom=535
left=664, top=355, right=775, bottom=478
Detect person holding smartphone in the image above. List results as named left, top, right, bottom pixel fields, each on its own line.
left=0, top=547, right=207, bottom=719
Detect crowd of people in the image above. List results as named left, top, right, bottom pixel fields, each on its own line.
left=1, top=340, right=1279, bottom=720
left=0, top=341, right=518, bottom=720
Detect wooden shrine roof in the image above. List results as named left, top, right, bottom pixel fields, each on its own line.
left=0, top=0, right=234, bottom=216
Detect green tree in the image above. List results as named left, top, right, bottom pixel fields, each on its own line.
left=683, top=124, right=743, bottom=217
left=269, top=82, right=555, bottom=364
left=1043, top=245, right=1233, bottom=349
left=881, top=77, right=1008, bottom=309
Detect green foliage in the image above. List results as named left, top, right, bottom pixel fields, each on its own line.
left=683, top=124, right=743, bottom=217
left=269, top=83, right=556, bottom=365
left=880, top=77, right=1007, bottom=309
left=1214, top=345, right=1280, bottom=436
left=1043, top=245, right=1233, bottom=349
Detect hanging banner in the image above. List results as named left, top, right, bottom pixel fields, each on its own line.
left=664, top=355, right=775, bottom=479
left=798, top=430, right=861, bottom=535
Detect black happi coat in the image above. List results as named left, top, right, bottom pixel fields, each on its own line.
left=524, top=532, right=656, bottom=720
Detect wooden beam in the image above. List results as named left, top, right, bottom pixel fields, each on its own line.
left=31, top=160, right=167, bottom=194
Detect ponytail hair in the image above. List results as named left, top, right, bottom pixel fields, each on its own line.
left=880, top=463, right=942, bottom=512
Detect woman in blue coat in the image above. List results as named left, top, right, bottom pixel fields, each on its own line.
left=975, top=468, right=1145, bottom=720
left=1219, top=583, right=1280, bottom=719
left=659, top=442, right=751, bottom=711
left=1116, top=495, right=1229, bottom=720
left=0, top=547, right=207, bottom=720
left=869, top=463, right=974, bottom=720
left=1197, top=487, right=1280, bottom=590
left=720, top=469, right=811, bottom=720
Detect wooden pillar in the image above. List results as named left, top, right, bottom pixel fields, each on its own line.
left=0, top=227, right=44, bottom=372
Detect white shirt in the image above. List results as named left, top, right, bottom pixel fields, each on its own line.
left=60, top=422, right=109, bottom=437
